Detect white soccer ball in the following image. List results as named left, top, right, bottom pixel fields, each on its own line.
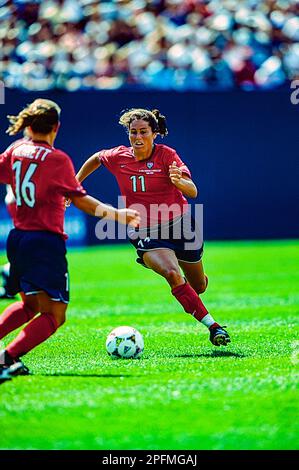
left=106, top=326, right=144, bottom=359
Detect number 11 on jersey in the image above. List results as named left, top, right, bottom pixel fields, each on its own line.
left=130, top=175, right=146, bottom=192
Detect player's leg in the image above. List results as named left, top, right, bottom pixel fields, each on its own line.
left=143, top=248, right=185, bottom=288
left=177, top=259, right=230, bottom=345
left=142, top=249, right=229, bottom=345
left=0, top=230, right=69, bottom=379
left=0, top=292, right=40, bottom=376
left=133, top=221, right=230, bottom=346
left=178, top=259, right=208, bottom=294
left=5, top=291, right=67, bottom=362
left=0, top=292, right=38, bottom=340
left=0, top=228, right=43, bottom=340
left=174, top=215, right=231, bottom=346
left=0, top=292, right=67, bottom=380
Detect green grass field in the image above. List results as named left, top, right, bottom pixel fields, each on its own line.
left=0, top=240, right=298, bottom=450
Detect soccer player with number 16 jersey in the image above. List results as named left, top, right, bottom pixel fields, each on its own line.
left=0, top=99, right=140, bottom=382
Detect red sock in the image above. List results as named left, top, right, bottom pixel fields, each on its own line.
left=0, top=301, right=36, bottom=340
left=6, top=313, right=58, bottom=359
left=172, top=282, right=209, bottom=321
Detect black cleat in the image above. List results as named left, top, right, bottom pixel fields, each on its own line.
left=6, top=361, right=30, bottom=376
left=209, top=325, right=231, bottom=346
left=0, top=368, right=12, bottom=383
left=0, top=361, right=30, bottom=383
left=0, top=350, right=30, bottom=383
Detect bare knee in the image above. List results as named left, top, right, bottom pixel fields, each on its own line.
left=194, top=281, right=207, bottom=294
left=163, top=268, right=184, bottom=288
left=23, top=302, right=39, bottom=317
left=37, top=293, right=67, bottom=328
left=22, top=294, right=40, bottom=315
left=53, top=312, right=66, bottom=328
left=56, top=316, right=66, bottom=328
left=192, top=280, right=208, bottom=294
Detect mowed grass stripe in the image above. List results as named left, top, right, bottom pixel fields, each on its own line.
left=0, top=240, right=298, bottom=450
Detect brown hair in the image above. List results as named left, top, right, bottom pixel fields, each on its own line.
left=6, top=99, right=61, bottom=136
left=119, top=108, right=168, bottom=137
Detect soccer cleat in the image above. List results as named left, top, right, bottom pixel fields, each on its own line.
left=6, top=361, right=30, bottom=376
left=0, top=362, right=13, bottom=383
left=0, top=361, right=30, bottom=383
left=0, top=350, right=30, bottom=383
left=209, top=325, right=231, bottom=346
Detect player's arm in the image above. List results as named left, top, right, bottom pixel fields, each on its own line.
left=65, top=152, right=102, bottom=207
left=76, top=152, right=102, bottom=183
left=0, top=153, right=11, bottom=185
left=169, top=162, right=198, bottom=198
left=71, top=194, right=140, bottom=227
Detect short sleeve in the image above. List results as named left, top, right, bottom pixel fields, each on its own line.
left=165, top=149, right=191, bottom=178
left=0, top=149, right=12, bottom=184
left=54, top=152, right=86, bottom=198
left=99, top=147, right=121, bottom=174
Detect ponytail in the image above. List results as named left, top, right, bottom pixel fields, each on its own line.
left=151, top=109, right=168, bottom=137
left=6, top=99, right=61, bottom=136
left=119, top=108, right=168, bottom=137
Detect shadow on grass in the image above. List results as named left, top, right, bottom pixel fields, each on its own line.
left=38, top=373, right=140, bottom=378
left=173, top=350, right=246, bottom=359
left=0, top=373, right=141, bottom=384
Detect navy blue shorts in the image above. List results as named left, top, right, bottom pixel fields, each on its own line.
left=6, top=229, right=69, bottom=303
left=128, top=213, right=203, bottom=267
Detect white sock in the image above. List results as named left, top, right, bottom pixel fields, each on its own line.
left=0, top=349, right=6, bottom=365
left=200, top=313, right=217, bottom=329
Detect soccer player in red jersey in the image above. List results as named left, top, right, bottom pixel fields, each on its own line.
left=0, top=185, right=17, bottom=299
left=75, top=108, right=231, bottom=347
left=0, top=99, right=140, bottom=381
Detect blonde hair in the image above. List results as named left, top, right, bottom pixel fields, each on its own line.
left=6, top=99, right=61, bottom=136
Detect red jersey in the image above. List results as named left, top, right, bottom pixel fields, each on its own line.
left=0, top=138, right=86, bottom=238
left=100, top=144, right=191, bottom=227
left=5, top=185, right=16, bottom=222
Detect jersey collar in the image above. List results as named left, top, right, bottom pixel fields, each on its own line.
left=130, top=144, right=156, bottom=161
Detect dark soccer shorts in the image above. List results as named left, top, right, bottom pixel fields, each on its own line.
left=128, top=213, right=203, bottom=267
left=6, top=228, right=69, bottom=303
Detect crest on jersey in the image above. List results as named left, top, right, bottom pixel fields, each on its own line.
left=147, top=162, right=154, bottom=169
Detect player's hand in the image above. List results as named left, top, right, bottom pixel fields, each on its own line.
left=169, top=161, right=182, bottom=186
left=117, top=208, right=141, bottom=227
left=65, top=197, right=72, bottom=208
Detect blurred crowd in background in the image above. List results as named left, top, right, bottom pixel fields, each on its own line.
left=0, top=0, right=298, bottom=91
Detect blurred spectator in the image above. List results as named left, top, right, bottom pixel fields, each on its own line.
left=0, top=0, right=298, bottom=91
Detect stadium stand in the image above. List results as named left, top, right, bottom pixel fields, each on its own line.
left=0, top=0, right=298, bottom=91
